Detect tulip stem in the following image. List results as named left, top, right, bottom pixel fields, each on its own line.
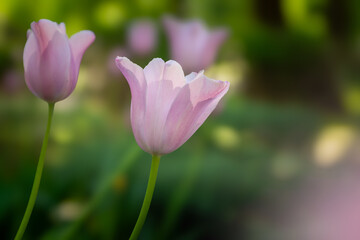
left=15, top=102, right=55, bottom=240
left=129, top=155, right=160, bottom=240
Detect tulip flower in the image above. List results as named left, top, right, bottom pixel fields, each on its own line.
left=127, top=19, right=157, bottom=56
left=115, top=56, right=229, bottom=239
left=163, top=16, right=228, bottom=74
left=24, top=19, right=95, bottom=103
left=15, top=19, right=94, bottom=240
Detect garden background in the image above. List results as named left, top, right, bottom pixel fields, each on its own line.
left=1, top=0, right=360, bottom=239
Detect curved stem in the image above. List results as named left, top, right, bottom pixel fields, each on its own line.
left=15, top=103, right=55, bottom=240
left=129, top=155, right=160, bottom=240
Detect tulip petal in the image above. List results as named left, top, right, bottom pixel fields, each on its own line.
left=39, top=31, right=72, bottom=102
left=141, top=59, right=185, bottom=153
left=115, top=56, right=146, bottom=96
left=185, top=71, right=203, bottom=83
left=69, top=30, right=95, bottom=75
left=59, top=22, right=66, bottom=34
left=24, top=30, right=39, bottom=74
left=162, top=77, right=230, bottom=154
left=24, top=31, right=41, bottom=98
left=143, top=58, right=185, bottom=86
left=115, top=57, right=148, bottom=151
left=142, top=79, right=178, bottom=154
left=163, top=60, right=186, bottom=87
left=179, top=83, right=229, bottom=147
left=143, top=58, right=165, bottom=83
left=188, top=73, right=228, bottom=104
left=31, top=19, right=61, bottom=52
left=24, top=53, right=42, bottom=100
left=26, top=29, right=32, bottom=39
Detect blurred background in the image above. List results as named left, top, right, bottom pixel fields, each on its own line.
left=1, top=0, right=360, bottom=239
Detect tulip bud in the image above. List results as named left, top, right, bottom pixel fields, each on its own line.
left=23, top=19, right=95, bottom=102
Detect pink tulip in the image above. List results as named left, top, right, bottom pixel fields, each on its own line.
left=163, top=16, right=228, bottom=74
left=23, top=19, right=95, bottom=102
left=115, top=57, right=230, bottom=155
left=127, top=19, right=157, bottom=56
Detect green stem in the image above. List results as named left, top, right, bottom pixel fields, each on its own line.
left=15, top=102, right=55, bottom=240
left=129, top=155, right=160, bottom=240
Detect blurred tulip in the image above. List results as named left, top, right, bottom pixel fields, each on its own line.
left=163, top=16, right=228, bottom=74
left=23, top=19, right=95, bottom=102
left=115, top=57, right=230, bottom=155
left=127, top=19, right=157, bottom=56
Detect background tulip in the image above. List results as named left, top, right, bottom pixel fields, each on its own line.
left=163, top=16, right=228, bottom=74
left=127, top=19, right=157, bottom=56
left=23, top=19, right=95, bottom=102
left=116, top=57, right=230, bottom=155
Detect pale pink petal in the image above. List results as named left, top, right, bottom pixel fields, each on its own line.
left=115, top=57, right=148, bottom=151
left=143, top=58, right=165, bottom=83
left=38, top=31, right=72, bottom=102
left=24, top=52, right=41, bottom=99
left=23, top=31, right=41, bottom=98
left=187, top=73, right=228, bottom=104
left=59, top=22, right=66, bottom=34
left=185, top=71, right=203, bottom=83
left=30, top=19, right=61, bottom=52
left=161, top=79, right=230, bottom=154
left=143, top=59, right=185, bottom=86
left=115, top=56, right=146, bottom=93
left=69, top=30, right=95, bottom=74
left=163, top=60, right=186, bottom=87
left=182, top=79, right=229, bottom=141
left=143, top=79, right=179, bottom=154
left=142, top=60, right=185, bottom=153
left=24, top=30, right=39, bottom=73
left=26, top=29, right=32, bottom=39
